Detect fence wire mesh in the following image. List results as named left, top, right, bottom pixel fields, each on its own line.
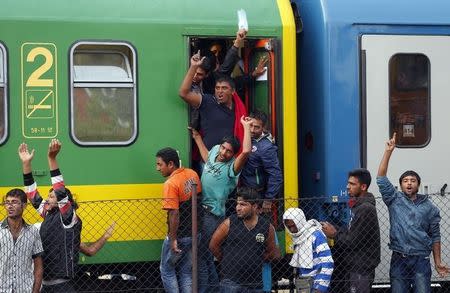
left=1, top=191, right=449, bottom=292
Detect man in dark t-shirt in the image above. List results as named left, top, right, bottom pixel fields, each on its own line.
left=179, top=50, right=239, bottom=150
left=209, top=187, right=280, bottom=291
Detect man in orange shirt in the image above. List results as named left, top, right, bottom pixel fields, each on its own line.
left=156, top=147, right=202, bottom=293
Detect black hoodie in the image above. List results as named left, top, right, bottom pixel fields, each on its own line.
left=335, top=192, right=381, bottom=274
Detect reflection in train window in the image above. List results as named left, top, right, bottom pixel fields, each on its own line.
left=0, top=45, right=7, bottom=144
left=70, top=42, right=137, bottom=146
left=389, top=53, right=430, bottom=147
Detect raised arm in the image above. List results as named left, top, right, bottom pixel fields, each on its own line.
left=18, top=143, right=46, bottom=216
left=209, top=218, right=230, bottom=262
left=377, top=133, right=396, bottom=177
left=233, top=116, right=252, bottom=174
left=47, top=139, right=76, bottom=225
left=216, top=29, right=247, bottom=76
left=178, top=50, right=204, bottom=107
left=190, top=127, right=208, bottom=163
left=80, top=222, right=115, bottom=256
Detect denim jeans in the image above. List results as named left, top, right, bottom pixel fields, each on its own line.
left=160, top=236, right=193, bottom=293
left=349, top=271, right=374, bottom=293
left=390, top=251, right=431, bottom=293
left=198, top=210, right=225, bottom=293
left=41, top=280, right=76, bottom=293
left=220, top=278, right=264, bottom=293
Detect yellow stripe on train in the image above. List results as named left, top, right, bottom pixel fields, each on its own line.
left=0, top=184, right=168, bottom=242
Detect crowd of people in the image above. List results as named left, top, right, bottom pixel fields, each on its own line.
left=157, top=28, right=284, bottom=293
left=0, top=139, right=114, bottom=292
left=157, top=28, right=450, bottom=293
left=2, top=28, right=450, bottom=293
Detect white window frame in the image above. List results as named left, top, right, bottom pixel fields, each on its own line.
left=0, top=43, right=7, bottom=145
left=69, top=41, right=137, bottom=146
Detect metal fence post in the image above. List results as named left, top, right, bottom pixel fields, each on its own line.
left=191, top=183, right=198, bottom=293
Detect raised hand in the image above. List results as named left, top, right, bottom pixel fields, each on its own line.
left=18, top=143, right=35, bottom=163
left=252, top=55, right=268, bottom=78
left=386, top=132, right=397, bottom=152
left=188, top=126, right=201, bottom=140
left=190, top=50, right=205, bottom=67
left=104, top=222, right=116, bottom=239
left=240, top=116, right=252, bottom=128
left=234, top=28, right=247, bottom=48
left=48, top=139, right=61, bottom=159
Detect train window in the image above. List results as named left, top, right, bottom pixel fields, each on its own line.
left=0, top=45, right=7, bottom=144
left=389, top=53, right=430, bottom=147
left=70, top=42, right=137, bottom=146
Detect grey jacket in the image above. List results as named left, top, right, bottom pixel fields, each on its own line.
left=376, top=176, right=441, bottom=256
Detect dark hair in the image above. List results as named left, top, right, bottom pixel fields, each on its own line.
left=399, top=170, right=421, bottom=186
left=221, top=136, right=240, bottom=154
left=348, top=168, right=372, bottom=188
left=215, top=75, right=235, bottom=90
left=49, top=187, right=79, bottom=210
left=249, top=110, right=268, bottom=127
left=156, top=147, right=180, bottom=168
left=5, top=188, right=27, bottom=204
left=199, top=52, right=214, bottom=74
left=237, top=186, right=261, bottom=205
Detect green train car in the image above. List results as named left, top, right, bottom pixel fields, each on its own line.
left=0, top=0, right=298, bottom=286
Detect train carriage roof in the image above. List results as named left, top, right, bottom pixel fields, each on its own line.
left=0, top=0, right=283, bottom=30
left=300, top=0, right=450, bottom=26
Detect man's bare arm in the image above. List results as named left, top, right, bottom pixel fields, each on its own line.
left=233, top=116, right=252, bottom=174
left=264, top=224, right=281, bottom=261
left=209, top=218, right=230, bottom=262
left=432, top=242, right=450, bottom=277
left=80, top=222, right=115, bottom=256
left=190, top=127, right=208, bottom=162
left=32, top=256, right=43, bottom=293
left=178, top=50, right=204, bottom=107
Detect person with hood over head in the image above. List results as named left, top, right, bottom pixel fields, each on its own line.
left=283, top=208, right=334, bottom=293
left=322, top=169, right=380, bottom=293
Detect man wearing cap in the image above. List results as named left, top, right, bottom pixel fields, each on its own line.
left=377, top=133, right=450, bottom=292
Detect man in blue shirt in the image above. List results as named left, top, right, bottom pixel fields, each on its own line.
left=377, top=133, right=449, bottom=292
left=240, top=110, right=282, bottom=214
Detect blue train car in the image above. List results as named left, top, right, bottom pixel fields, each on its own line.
left=293, top=0, right=450, bottom=285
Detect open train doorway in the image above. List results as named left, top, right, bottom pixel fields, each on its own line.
left=186, top=35, right=284, bottom=225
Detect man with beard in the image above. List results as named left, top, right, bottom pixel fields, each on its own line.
left=209, top=187, right=279, bottom=292
left=0, top=188, right=43, bottom=292
left=321, top=169, right=380, bottom=293
left=19, top=139, right=82, bottom=292
left=376, top=133, right=449, bottom=292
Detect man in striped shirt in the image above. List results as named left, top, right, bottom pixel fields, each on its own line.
left=0, top=188, right=43, bottom=293
left=19, top=139, right=82, bottom=292
left=283, top=208, right=334, bottom=293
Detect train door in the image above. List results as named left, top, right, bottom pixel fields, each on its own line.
left=361, top=34, right=450, bottom=282
left=244, top=39, right=278, bottom=137
left=188, top=36, right=281, bottom=149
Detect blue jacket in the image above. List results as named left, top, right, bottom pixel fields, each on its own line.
left=240, top=133, right=283, bottom=199
left=376, top=176, right=441, bottom=256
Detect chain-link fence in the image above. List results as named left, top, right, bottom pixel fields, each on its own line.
left=1, top=191, right=450, bottom=292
